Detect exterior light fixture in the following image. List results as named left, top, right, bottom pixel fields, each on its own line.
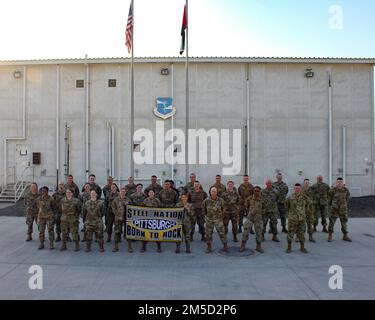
left=305, top=68, right=314, bottom=78
left=161, top=68, right=169, bottom=76
left=13, top=70, right=22, bottom=79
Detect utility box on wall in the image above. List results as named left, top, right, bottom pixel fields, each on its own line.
left=32, top=152, right=41, bottom=165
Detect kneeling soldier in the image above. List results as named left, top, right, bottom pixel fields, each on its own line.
left=176, top=194, right=193, bottom=254
left=240, top=186, right=265, bottom=253
left=60, top=189, right=82, bottom=251
left=285, top=184, right=308, bottom=254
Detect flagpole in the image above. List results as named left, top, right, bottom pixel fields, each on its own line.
left=185, top=0, right=189, bottom=183
left=130, top=0, right=135, bottom=178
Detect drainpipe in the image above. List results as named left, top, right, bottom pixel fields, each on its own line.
left=3, top=66, right=27, bottom=186
left=342, top=126, right=346, bottom=184
left=171, top=63, right=174, bottom=181
left=328, top=72, right=333, bottom=187
left=85, top=58, right=90, bottom=181
left=111, top=125, right=115, bottom=178
left=246, top=64, right=250, bottom=176
left=56, top=65, right=60, bottom=188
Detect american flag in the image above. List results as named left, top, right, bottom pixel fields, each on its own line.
left=126, top=2, right=133, bottom=54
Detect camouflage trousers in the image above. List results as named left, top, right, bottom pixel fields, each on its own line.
left=181, top=223, right=191, bottom=242
left=277, top=203, right=288, bottom=228
left=105, top=211, right=115, bottom=235
left=238, top=205, right=246, bottom=229
left=315, top=203, right=328, bottom=227
left=328, top=209, right=348, bottom=234
left=287, top=219, right=306, bottom=243
left=306, top=212, right=315, bottom=235
left=223, top=210, right=239, bottom=235
left=242, top=217, right=263, bottom=244
left=85, top=221, right=104, bottom=242
left=263, top=211, right=278, bottom=235
left=205, top=217, right=228, bottom=245
left=55, top=213, right=62, bottom=235
left=38, top=216, right=55, bottom=242
left=114, top=219, right=124, bottom=242
left=26, top=211, right=38, bottom=235
left=61, top=219, right=80, bottom=242
left=190, top=208, right=205, bottom=235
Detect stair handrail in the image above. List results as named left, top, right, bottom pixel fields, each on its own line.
left=14, top=166, right=33, bottom=202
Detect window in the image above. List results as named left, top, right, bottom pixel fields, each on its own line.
left=108, top=79, right=117, bottom=87
left=76, top=80, right=84, bottom=88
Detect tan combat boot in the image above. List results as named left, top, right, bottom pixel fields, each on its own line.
left=286, top=241, right=292, bottom=253
left=85, top=241, right=91, bottom=252
left=309, top=234, right=316, bottom=243
left=205, top=242, right=212, bottom=253
left=49, top=241, right=54, bottom=250
left=26, top=234, right=32, bottom=242
left=74, top=241, right=80, bottom=252
left=343, top=234, right=352, bottom=242
left=223, top=243, right=229, bottom=253
left=300, top=242, right=308, bottom=254
left=99, top=240, right=105, bottom=252
left=272, top=234, right=280, bottom=242
left=38, top=242, right=44, bottom=250
left=60, top=241, right=67, bottom=251
left=127, top=240, right=133, bottom=253
left=112, top=242, right=119, bottom=252
left=328, top=232, right=333, bottom=242
left=256, top=242, right=264, bottom=254
left=239, top=241, right=246, bottom=252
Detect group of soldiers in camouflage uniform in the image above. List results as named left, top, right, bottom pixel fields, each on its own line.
left=24, top=171, right=352, bottom=255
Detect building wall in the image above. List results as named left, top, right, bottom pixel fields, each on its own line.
left=0, top=61, right=373, bottom=195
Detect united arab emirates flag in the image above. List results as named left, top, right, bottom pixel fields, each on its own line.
left=180, top=4, right=187, bottom=55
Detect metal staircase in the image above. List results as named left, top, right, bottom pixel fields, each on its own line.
left=0, top=167, right=34, bottom=203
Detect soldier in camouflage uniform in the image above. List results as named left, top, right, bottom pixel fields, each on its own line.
left=82, top=191, right=105, bottom=252
left=240, top=186, right=265, bottom=253
left=82, top=174, right=102, bottom=200
left=328, top=178, right=352, bottom=242
left=111, top=187, right=132, bottom=252
left=104, top=183, right=119, bottom=243
left=37, top=187, right=55, bottom=250
left=144, top=175, right=163, bottom=196
left=202, top=187, right=229, bottom=253
left=262, top=180, right=280, bottom=242
left=183, top=173, right=199, bottom=195
left=79, top=183, right=91, bottom=242
left=285, top=184, right=309, bottom=254
left=52, top=182, right=66, bottom=242
left=210, top=175, right=226, bottom=198
left=238, top=175, right=254, bottom=234
left=273, top=173, right=289, bottom=233
left=158, top=181, right=178, bottom=208
left=222, top=181, right=240, bottom=242
left=24, top=183, right=39, bottom=241
left=102, top=176, right=119, bottom=200
left=125, top=176, right=137, bottom=197
left=130, top=184, right=147, bottom=206
left=302, top=179, right=316, bottom=243
left=311, top=175, right=330, bottom=233
left=65, top=175, right=80, bottom=198
left=176, top=194, right=194, bottom=254
left=142, top=190, right=162, bottom=253
left=60, top=189, right=82, bottom=251
left=188, top=181, right=208, bottom=241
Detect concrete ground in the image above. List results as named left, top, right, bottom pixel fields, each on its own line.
left=0, top=216, right=374, bottom=300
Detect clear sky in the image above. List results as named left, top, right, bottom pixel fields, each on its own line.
left=0, top=0, right=374, bottom=60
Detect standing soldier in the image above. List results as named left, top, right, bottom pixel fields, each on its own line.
left=125, top=176, right=137, bottom=197
left=130, top=184, right=147, bottom=206
left=240, top=186, right=265, bottom=253
left=158, top=181, right=179, bottom=208
left=328, top=178, right=352, bottom=242
left=104, top=184, right=119, bottom=243
left=302, top=179, right=316, bottom=243
left=52, top=182, right=66, bottom=242
left=112, top=187, right=132, bottom=252
left=238, top=175, right=254, bottom=234
left=144, top=175, right=163, bottom=196
left=65, top=175, right=80, bottom=198
left=273, top=173, right=289, bottom=233
left=183, top=173, right=198, bottom=195
left=142, top=190, right=162, bottom=253
left=79, top=183, right=91, bottom=242
left=60, top=189, right=82, bottom=251
left=37, top=187, right=55, bottom=250
left=102, top=176, right=119, bottom=200
left=285, top=183, right=309, bottom=254
left=25, top=183, right=39, bottom=241
left=311, top=175, right=330, bottom=233
left=83, top=174, right=102, bottom=200
left=176, top=194, right=193, bottom=254
left=210, top=175, right=226, bottom=198
left=83, top=191, right=105, bottom=252
left=222, top=181, right=240, bottom=242
left=262, top=180, right=280, bottom=242
left=188, top=181, right=208, bottom=241
left=202, top=187, right=229, bottom=253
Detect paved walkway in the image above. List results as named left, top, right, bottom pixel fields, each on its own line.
left=0, top=216, right=374, bottom=300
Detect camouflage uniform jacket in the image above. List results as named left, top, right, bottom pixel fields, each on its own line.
left=112, top=196, right=131, bottom=221
left=144, top=183, right=163, bottom=196
left=65, top=182, right=80, bottom=198
left=329, top=187, right=350, bottom=211
left=222, top=190, right=240, bottom=211
left=238, top=183, right=255, bottom=206
left=61, top=197, right=82, bottom=221
left=83, top=200, right=104, bottom=224
left=102, top=184, right=119, bottom=200
left=37, top=195, right=55, bottom=219
left=158, top=189, right=178, bottom=208
left=262, top=188, right=279, bottom=213
left=311, top=182, right=330, bottom=206
left=177, top=202, right=194, bottom=225
left=125, top=184, right=137, bottom=197
left=245, top=195, right=265, bottom=222
left=302, top=187, right=315, bottom=215
left=210, top=183, right=226, bottom=197
left=202, top=197, right=225, bottom=219
left=130, top=192, right=147, bottom=206
left=52, top=191, right=65, bottom=214
left=285, top=193, right=307, bottom=221
left=188, top=189, right=208, bottom=209
left=25, top=192, right=39, bottom=215
left=272, top=181, right=288, bottom=204
left=143, top=197, right=162, bottom=208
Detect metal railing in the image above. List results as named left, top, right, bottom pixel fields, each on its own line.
left=13, top=166, right=34, bottom=202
